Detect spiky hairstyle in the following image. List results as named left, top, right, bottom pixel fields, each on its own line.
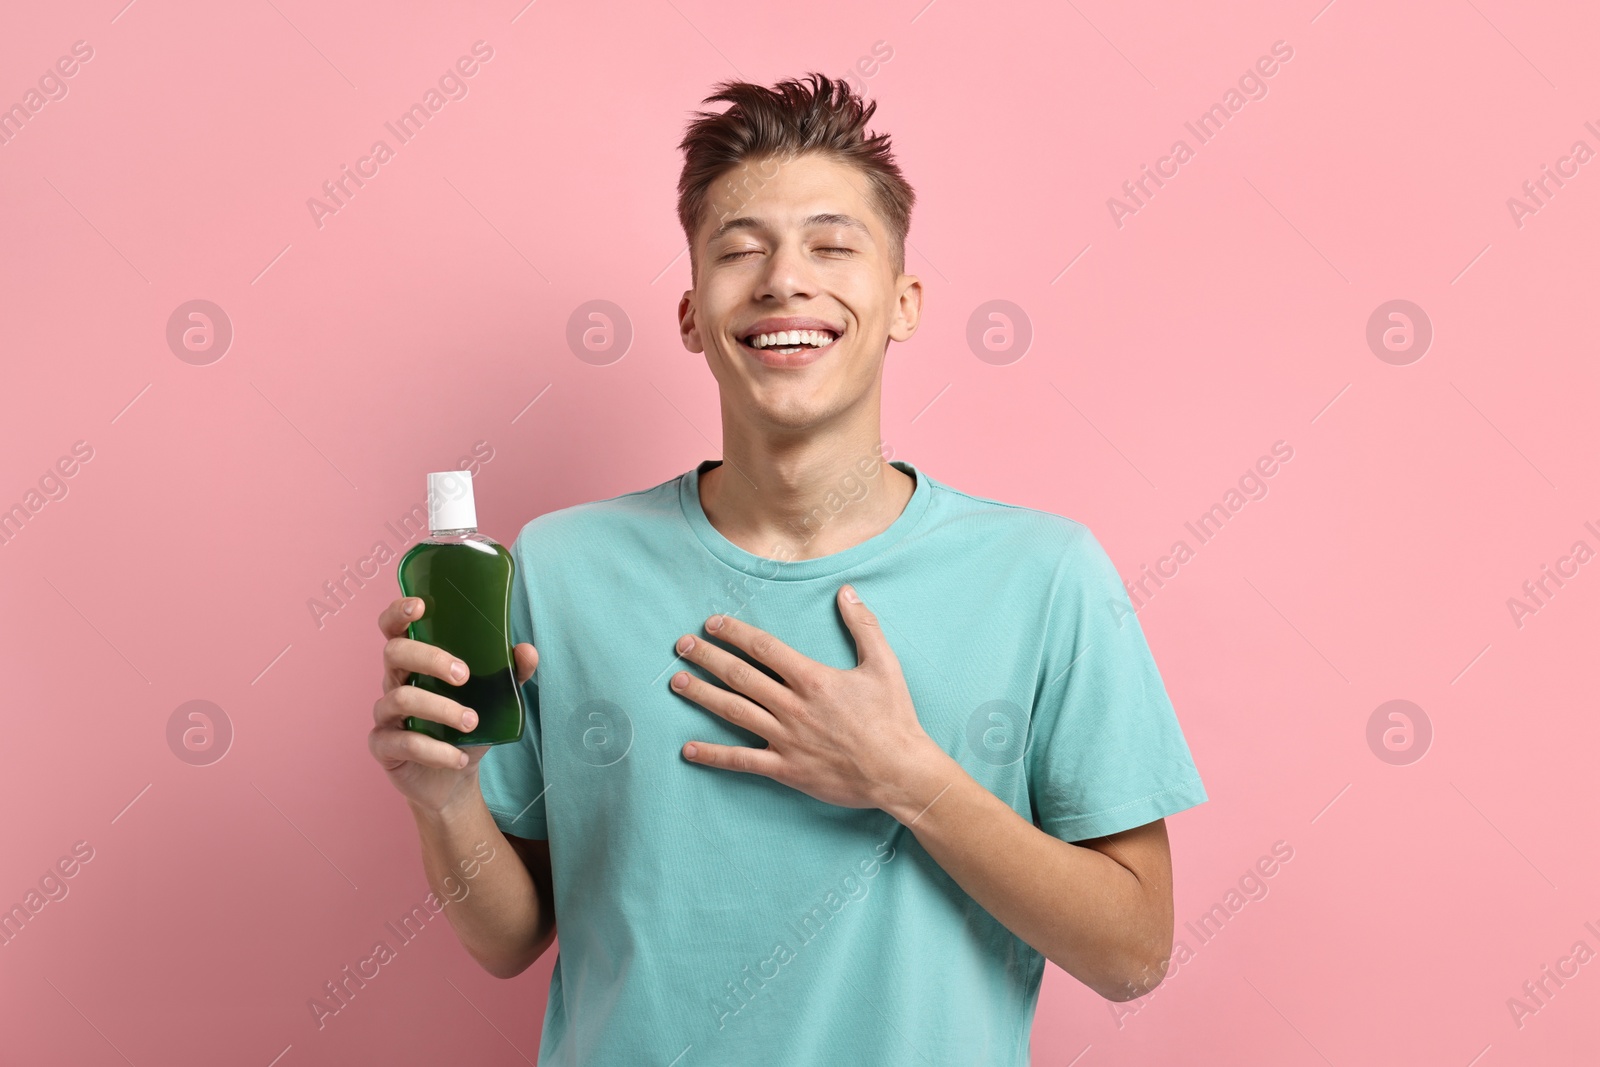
left=676, top=72, right=915, bottom=280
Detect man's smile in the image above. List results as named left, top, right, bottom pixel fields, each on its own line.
left=735, top=316, right=844, bottom=368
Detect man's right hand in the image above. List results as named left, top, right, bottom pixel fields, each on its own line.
left=369, top=596, right=539, bottom=817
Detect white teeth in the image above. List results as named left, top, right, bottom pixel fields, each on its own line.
left=747, top=329, right=838, bottom=350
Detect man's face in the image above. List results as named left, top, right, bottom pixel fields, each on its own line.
left=679, top=152, right=920, bottom=434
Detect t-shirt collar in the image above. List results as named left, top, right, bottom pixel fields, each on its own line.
left=679, top=457, right=931, bottom=581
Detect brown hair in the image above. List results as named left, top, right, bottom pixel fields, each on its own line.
left=676, top=72, right=916, bottom=281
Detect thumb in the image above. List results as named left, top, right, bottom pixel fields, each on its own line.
left=514, top=642, right=540, bottom=685
left=838, top=585, right=891, bottom=669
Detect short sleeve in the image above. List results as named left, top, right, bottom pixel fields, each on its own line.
left=1026, top=525, right=1207, bottom=843
left=476, top=529, right=548, bottom=840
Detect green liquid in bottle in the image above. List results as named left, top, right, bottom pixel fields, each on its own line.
left=396, top=477, right=524, bottom=746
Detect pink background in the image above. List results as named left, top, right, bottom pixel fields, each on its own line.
left=3, top=0, right=1597, bottom=1063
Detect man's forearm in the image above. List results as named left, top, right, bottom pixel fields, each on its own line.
left=876, top=748, right=1169, bottom=1001
left=411, top=784, right=555, bottom=980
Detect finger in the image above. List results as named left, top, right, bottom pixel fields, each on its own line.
left=669, top=667, right=780, bottom=740
left=384, top=636, right=469, bottom=691
left=373, top=684, right=478, bottom=733
left=378, top=596, right=424, bottom=639
left=369, top=724, right=474, bottom=770
left=837, top=584, right=895, bottom=669
left=676, top=631, right=792, bottom=712
left=513, top=643, right=539, bottom=686
left=702, top=613, right=812, bottom=684
left=681, top=740, right=784, bottom=779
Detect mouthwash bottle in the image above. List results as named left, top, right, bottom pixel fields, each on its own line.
left=397, top=470, right=525, bottom=746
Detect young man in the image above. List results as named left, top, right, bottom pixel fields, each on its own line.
left=369, top=73, right=1206, bottom=1064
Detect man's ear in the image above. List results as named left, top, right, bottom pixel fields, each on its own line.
left=679, top=290, right=703, bottom=353
left=888, top=275, right=923, bottom=343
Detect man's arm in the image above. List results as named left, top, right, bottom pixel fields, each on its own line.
left=666, top=587, right=1181, bottom=1001
left=412, top=801, right=557, bottom=980
left=369, top=594, right=556, bottom=980
left=876, top=755, right=1174, bottom=1001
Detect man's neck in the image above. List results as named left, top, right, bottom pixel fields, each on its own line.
left=698, top=433, right=914, bottom=563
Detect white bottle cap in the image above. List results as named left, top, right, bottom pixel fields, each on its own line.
left=427, top=470, right=477, bottom=532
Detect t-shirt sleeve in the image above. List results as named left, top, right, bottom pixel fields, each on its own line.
left=475, top=529, right=548, bottom=840
left=1025, top=523, right=1207, bottom=843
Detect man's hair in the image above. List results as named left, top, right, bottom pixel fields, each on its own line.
left=676, top=72, right=916, bottom=281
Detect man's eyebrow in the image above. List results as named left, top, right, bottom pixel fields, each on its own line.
left=708, top=213, right=873, bottom=245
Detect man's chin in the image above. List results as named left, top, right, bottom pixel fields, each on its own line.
left=739, top=392, right=841, bottom=434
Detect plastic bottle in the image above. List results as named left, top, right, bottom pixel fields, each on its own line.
left=396, top=470, right=525, bottom=746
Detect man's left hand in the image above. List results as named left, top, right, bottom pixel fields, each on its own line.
left=669, top=584, right=948, bottom=812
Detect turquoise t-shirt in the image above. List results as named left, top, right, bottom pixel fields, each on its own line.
left=477, top=458, right=1207, bottom=1066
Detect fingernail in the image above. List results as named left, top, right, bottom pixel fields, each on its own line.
left=672, top=672, right=689, bottom=690
left=462, top=710, right=478, bottom=730
left=677, top=635, right=695, bottom=653
left=706, top=615, right=724, bottom=631
left=843, top=586, right=861, bottom=604
left=451, top=662, right=467, bottom=682
left=684, top=743, right=698, bottom=759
